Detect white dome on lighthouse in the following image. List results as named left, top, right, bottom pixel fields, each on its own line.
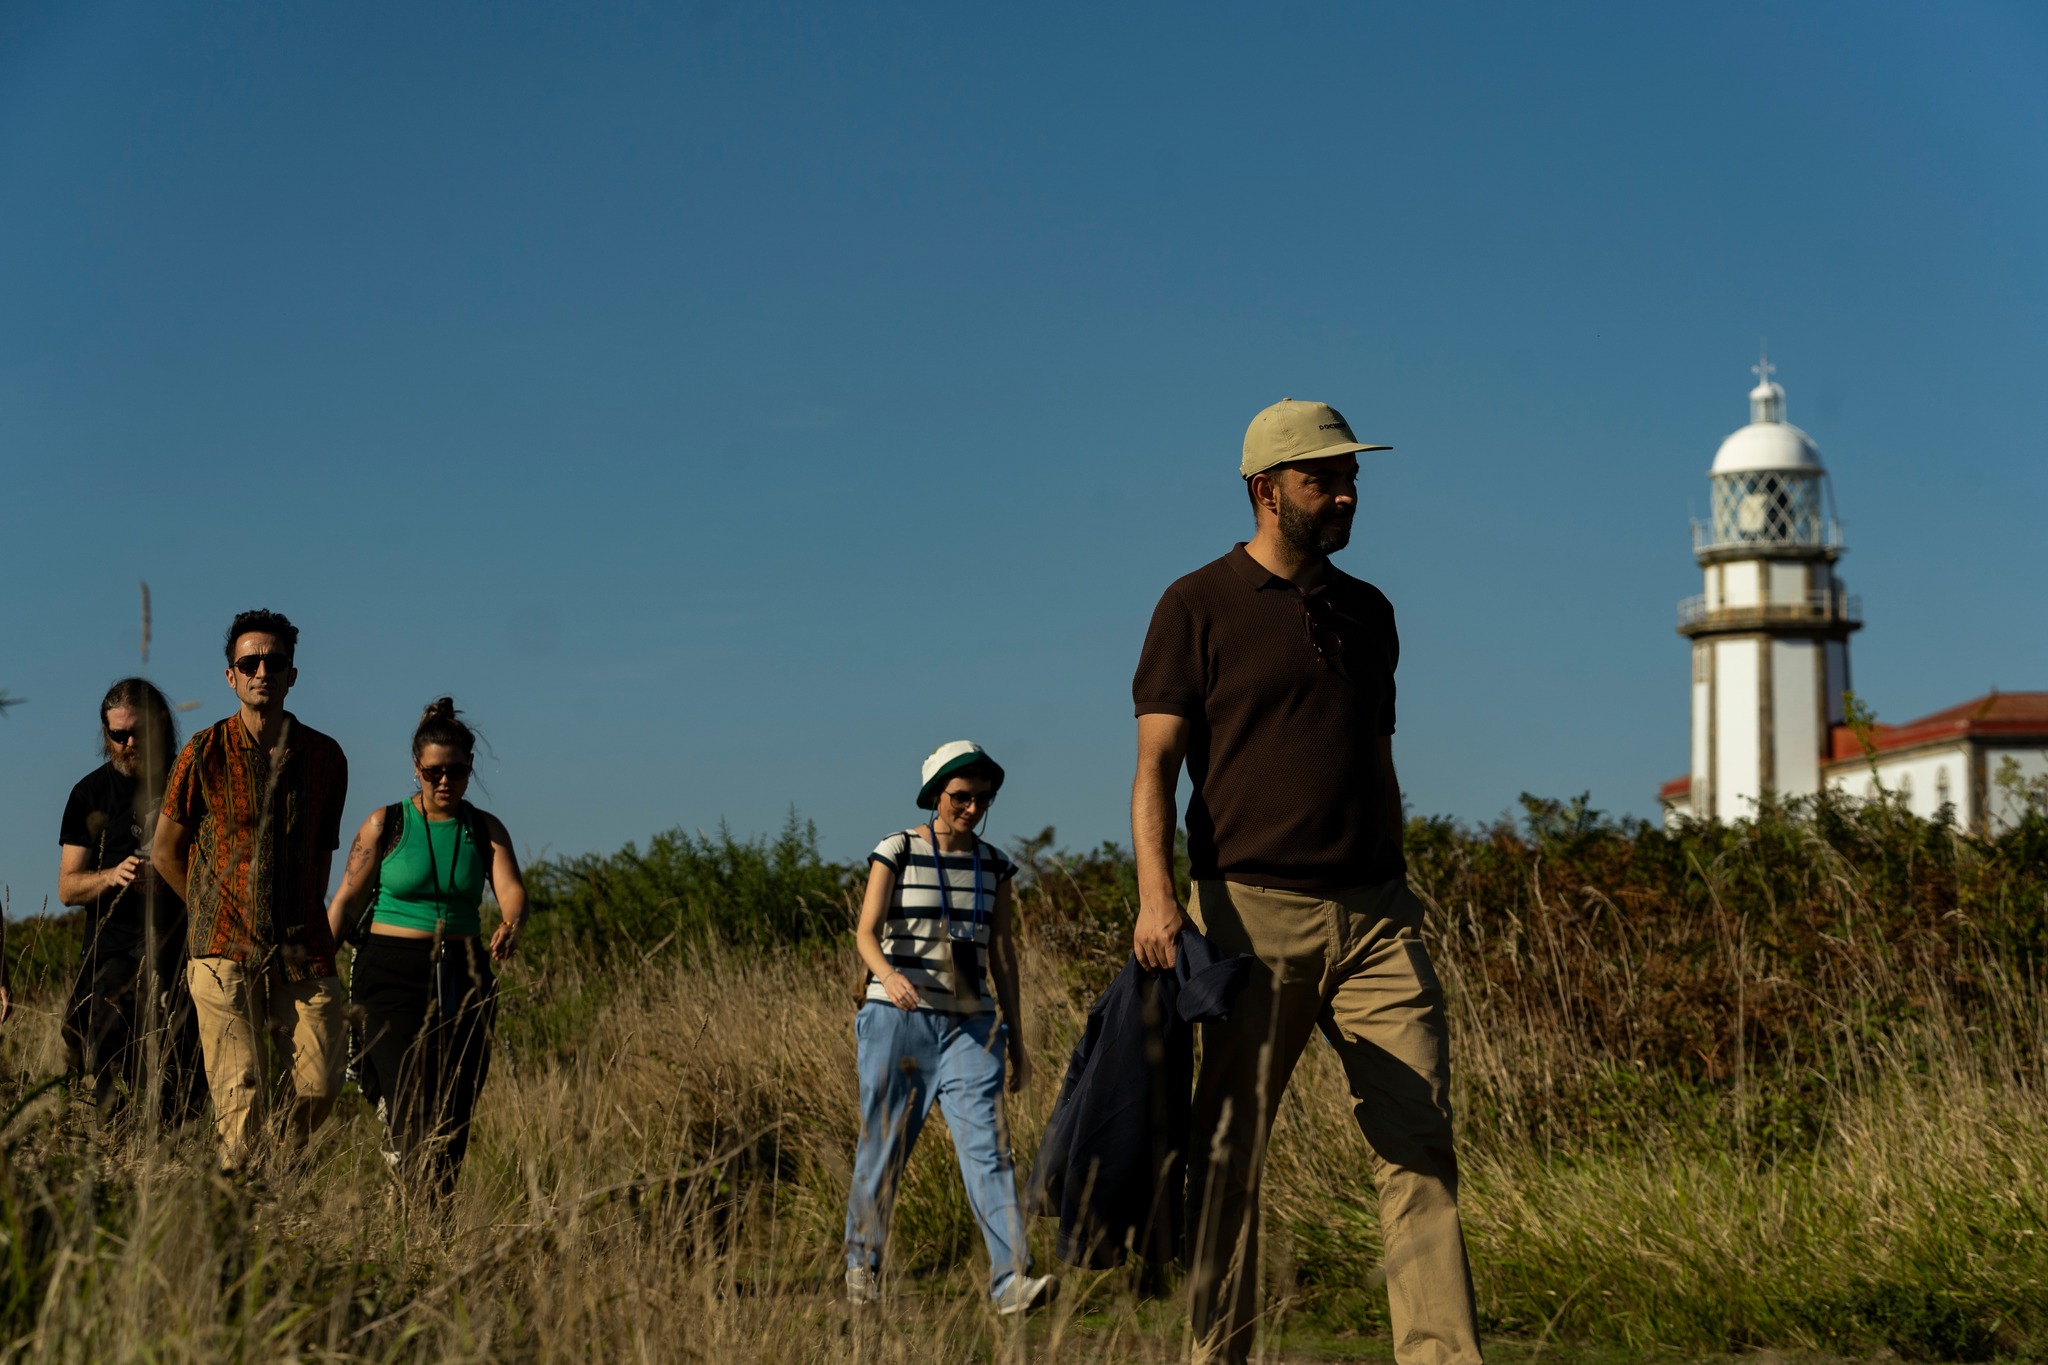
left=1709, top=358, right=1824, bottom=474
left=1711, top=420, right=1823, bottom=474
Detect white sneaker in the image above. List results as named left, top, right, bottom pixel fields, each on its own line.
left=994, top=1273, right=1058, bottom=1316
left=844, top=1265, right=882, bottom=1305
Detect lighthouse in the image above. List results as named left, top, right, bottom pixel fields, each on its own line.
left=1659, top=361, right=2048, bottom=831
left=1665, top=359, right=1861, bottom=822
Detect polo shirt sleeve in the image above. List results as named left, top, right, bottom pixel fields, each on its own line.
left=161, top=736, right=205, bottom=828
left=1382, top=608, right=1399, bottom=736
left=1133, top=585, right=1201, bottom=718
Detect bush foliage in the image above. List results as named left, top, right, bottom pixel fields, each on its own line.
left=522, top=810, right=862, bottom=955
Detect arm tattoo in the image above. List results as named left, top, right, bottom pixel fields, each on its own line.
left=343, top=831, right=376, bottom=883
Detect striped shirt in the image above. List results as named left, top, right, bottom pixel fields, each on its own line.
left=865, top=828, right=1017, bottom=1014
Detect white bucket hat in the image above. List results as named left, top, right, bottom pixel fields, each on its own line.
left=917, top=740, right=1006, bottom=810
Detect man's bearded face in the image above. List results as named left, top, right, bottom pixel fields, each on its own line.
left=103, top=704, right=169, bottom=781
left=105, top=705, right=140, bottom=776
left=1276, top=479, right=1353, bottom=557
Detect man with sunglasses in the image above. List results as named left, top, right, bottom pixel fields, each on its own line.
left=1130, top=401, right=1482, bottom=1364
left=154, top=609, right=350, bottom=1168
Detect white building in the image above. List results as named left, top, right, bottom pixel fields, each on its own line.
left=1812, top=692, right=2048, bottom=832
left=1658, top=361, right=2048, bottom=833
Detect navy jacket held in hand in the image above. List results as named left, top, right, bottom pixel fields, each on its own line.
left=1027, top=927, right=1253, bottom=1268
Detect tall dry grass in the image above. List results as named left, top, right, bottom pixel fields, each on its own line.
left=0, top=935, right=1197, bottom=1363
left=1260, top=892, right=2048, bottom=1360
left=4, top=798, right=2048, bottom=1360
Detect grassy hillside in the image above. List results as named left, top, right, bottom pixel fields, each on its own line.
left=2, top=794, right=2047, bottom=1361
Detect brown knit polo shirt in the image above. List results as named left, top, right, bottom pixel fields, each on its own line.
left=1133, top=544, right=1403, bottom=891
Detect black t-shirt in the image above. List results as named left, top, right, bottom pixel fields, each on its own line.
left=1133, top=544, right=1404, bottom=891
left=59, top=762, right=183, bottom=956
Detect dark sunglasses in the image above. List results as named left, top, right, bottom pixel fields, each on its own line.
left=1299, top=594, right=1346, bottom=666
left=942, top=789, right=993, bottom=810
left=419, top=763, right=473, bottom=784
left=231, top=652, right=293, bottom=677
left=105, top=727, right=139, bottom=745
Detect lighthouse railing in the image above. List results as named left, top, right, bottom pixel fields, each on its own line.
left=1691, top=517, right=1844, bottom=554
left=1677, top=590, right=1862, bottom=629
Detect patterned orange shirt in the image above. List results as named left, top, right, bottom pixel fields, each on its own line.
left=162, top=712, right=348, bottom=981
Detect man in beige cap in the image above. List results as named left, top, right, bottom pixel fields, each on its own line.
left=1129, top=400, right=1482, bottom=1364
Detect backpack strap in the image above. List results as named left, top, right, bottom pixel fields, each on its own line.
left=376, top=801, right=406, bottom=859
left=347, top=801, right=407, bottom=947
left=455, top=801, right=495, bottom=888
left=461, top=800, right=492, bottom=860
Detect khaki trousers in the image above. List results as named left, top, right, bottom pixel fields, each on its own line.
left=187, top=957, right=346, bottom=1166
left=1187, top=878, right=1481, bottom=1365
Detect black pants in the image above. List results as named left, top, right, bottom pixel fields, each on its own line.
left=351, top=935, right=497, bottom=1201
left=62, top=930, right=209, bottom=1125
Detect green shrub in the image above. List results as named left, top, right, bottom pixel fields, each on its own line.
left=522, top=810, right=861, bottom=959
left=2, top=905, right=83, bottom=1004
left=1405, top=792, right=2048, bottom=1144
left=1007, top=826, right=1188, bottom=999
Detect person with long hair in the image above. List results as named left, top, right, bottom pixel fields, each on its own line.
left=842, top=741, right=1055, bottom=1314
left=327, top=697, right=528, bottom=1201
left=26, top=678, right=208, bottom=1122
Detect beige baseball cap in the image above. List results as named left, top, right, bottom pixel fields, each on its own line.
left=1240, top=398, right=1391, bottom=479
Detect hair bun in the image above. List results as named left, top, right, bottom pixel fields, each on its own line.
left=412, top=696, right=478, bottom=761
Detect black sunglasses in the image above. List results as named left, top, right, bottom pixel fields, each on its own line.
left=1299, top=595, right=1346, bottom=666
left=105, top=727, right=138, bottom=745
left=419, top=763, right=473, bottom=784
left=942, top=789, right=993, bottom=810
left=231, top=652, right=293, bottom=677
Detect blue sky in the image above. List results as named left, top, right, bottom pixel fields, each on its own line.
left=4, top=0, right=2045, bottom=913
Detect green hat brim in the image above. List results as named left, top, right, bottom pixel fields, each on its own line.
left=916, top=752, right=1006, bottom=810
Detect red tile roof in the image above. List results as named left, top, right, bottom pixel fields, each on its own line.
left=1660, top=692, right=2048, bottom=797
left=1828, top=691, right=2048, bottom=761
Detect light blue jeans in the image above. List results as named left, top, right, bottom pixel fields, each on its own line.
left=844, top=1002, right=1030, bottom=1299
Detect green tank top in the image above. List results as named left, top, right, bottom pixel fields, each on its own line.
left=372, top=800, right=487, bottom=936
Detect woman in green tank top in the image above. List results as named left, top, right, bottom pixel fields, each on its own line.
left=371, top=797, right=489, bottom=937
left=326, top=697, right=529, bottom=1200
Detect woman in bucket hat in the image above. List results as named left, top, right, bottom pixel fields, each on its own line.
left=842, top=741, right=1056, bottom=1314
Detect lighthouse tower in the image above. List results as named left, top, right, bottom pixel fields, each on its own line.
left=1671, top=359, right=1861, bottom=821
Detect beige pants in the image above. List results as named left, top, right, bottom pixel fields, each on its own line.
left=186, top=957, right=346, bottom=1167
left=1187, top=878, right=1482, bottom=1365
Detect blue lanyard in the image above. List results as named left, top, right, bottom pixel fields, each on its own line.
left=924, top=824, right=985, bottom=937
